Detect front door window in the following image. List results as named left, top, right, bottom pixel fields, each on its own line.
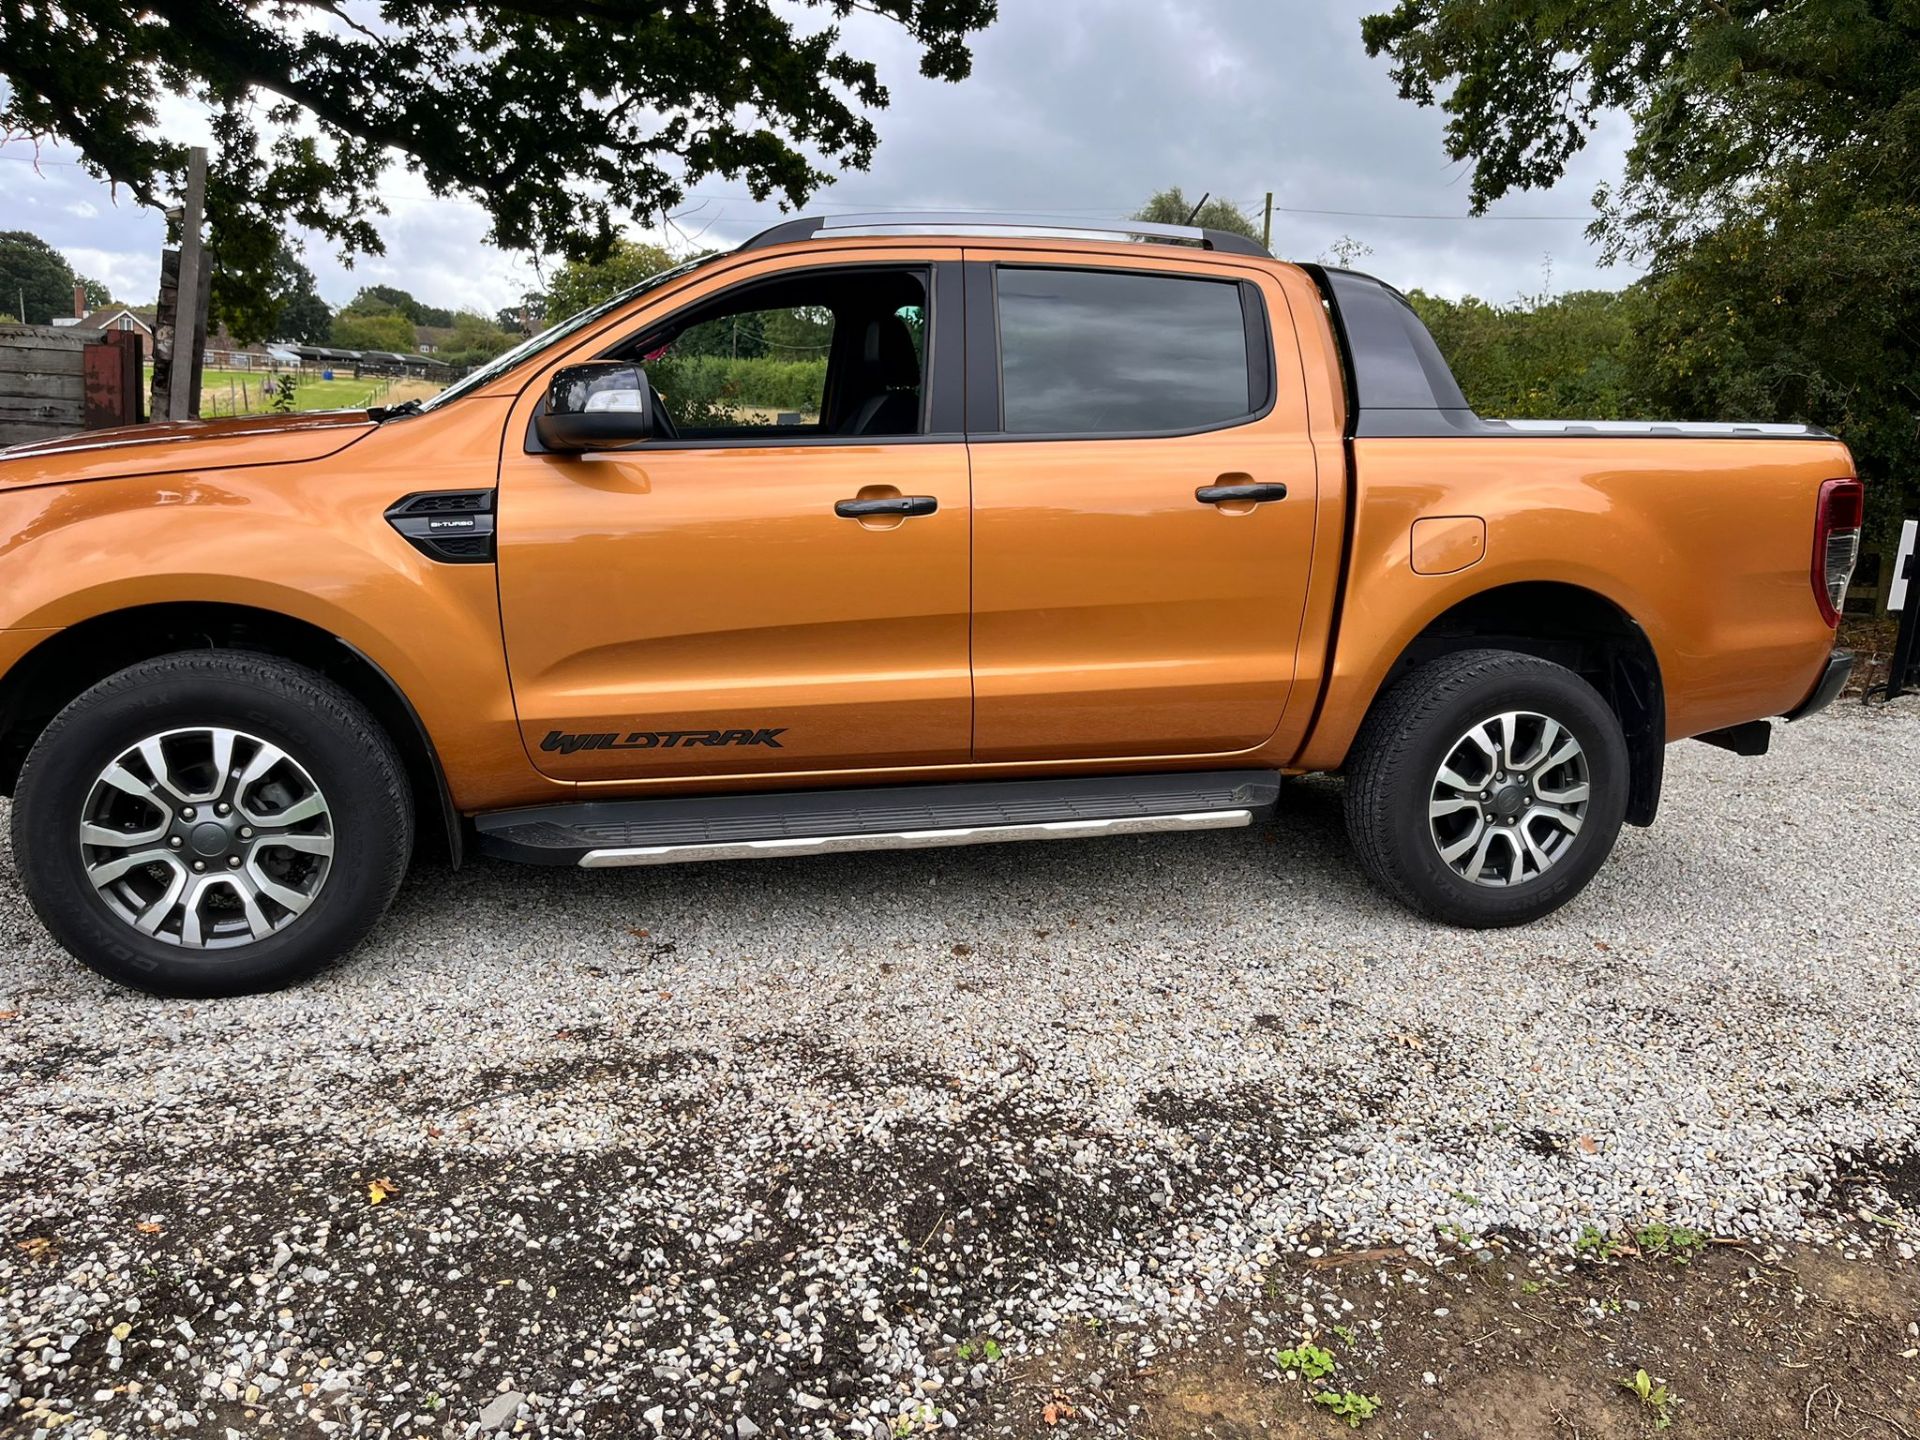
left=624, top=269, right=930, bottom=442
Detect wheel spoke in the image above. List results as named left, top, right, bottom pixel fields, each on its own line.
left=1463, top=827, right=1502, bottom=880
left=1529, top=803, right=1584, bottom=836
left=133, top=862, right=189, bottom=935
left=1541, top=738, right=1582, bottom=773
left=80, top=819, right=168, bottom=848
left=1497, top=712, right=1519, bottom=763
left=179, top=880, right=209, bottom=947
left=231, top=879, right=274, bottom=940
left=258, top=831, right=333, bottom=857
left=237, top=740, right=289, bottom=790
left=247, top=867, right=315, bottom=917
left=1435, top=764, right=1481, bottom=795
left=1520, top=719, right=1562, bottom=771
left=259, top=792, right=327, bottom=826
left=98, top=762, right=168, bottom=810
left=1520, top=823, right=1555, bottom=874
left=1464, top=724, right=1500, bottom=764
left=1438, top=818, right=1485, bottom=864
left=136, top=735, right=211, bottom=805
left=86, top=846, right=178, bottom=886
left=207, top=728, right=239, bottom=791
left=1428, top=795, right=1477, bottom=820
left=1534, top=780, right=1591, bottom=806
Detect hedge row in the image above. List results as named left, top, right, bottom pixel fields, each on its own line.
left=650, top=355, right=828, bottom=415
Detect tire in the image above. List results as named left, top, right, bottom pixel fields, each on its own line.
left=12, top=651, right=413, bottom=996
left=1343, top=649, right=1629, bottom=928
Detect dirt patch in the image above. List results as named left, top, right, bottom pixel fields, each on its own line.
left=990, top=1236, right=1920, bottom=1437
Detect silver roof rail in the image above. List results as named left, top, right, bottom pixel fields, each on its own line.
left=737, top=211, right=1271, bottom=258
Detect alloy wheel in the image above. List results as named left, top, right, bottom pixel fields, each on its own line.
left=1427, top=710, right=1590, bottom=887
left=78, top=727, right=334, bottom=948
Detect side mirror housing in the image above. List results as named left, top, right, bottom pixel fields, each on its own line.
left=534, top=362, right=653, bottom=452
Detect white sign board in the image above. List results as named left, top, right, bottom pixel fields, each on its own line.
left=1892, top=519, right=1918, bottom=613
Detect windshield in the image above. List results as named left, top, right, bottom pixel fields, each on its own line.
left=416, top=255, right=717, bottom=413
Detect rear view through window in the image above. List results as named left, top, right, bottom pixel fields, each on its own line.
left=996, top=268, right=1254, bottom=436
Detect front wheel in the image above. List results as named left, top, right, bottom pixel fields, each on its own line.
left=12, top=652, right=413, bottom=996
left=1343, top=649, right=1629, bottom=928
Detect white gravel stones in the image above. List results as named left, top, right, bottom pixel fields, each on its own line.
left=1, top=703, right=1916, bottom=1436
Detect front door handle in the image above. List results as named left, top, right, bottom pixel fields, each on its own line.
left=835, top=495, right=938, bottom=519
left=1195, top=481, right=1288, bottom=506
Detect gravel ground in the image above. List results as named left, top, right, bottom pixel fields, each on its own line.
left=2, top=703, right=1917, bottom=1438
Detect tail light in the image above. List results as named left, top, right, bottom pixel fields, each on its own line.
left=1812, top=477, right=1864, bottom=627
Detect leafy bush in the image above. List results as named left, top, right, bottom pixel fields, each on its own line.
left=1407, top=288, right=1635, bottom=422
left=650, top=355, right=828, bottom=425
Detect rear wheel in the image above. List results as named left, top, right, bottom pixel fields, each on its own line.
left=13, top=652, right=412, bottom=995
left=1343, top=649, right=1629, bottom=927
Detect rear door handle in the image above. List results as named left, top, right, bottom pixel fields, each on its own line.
left=1195, top=482, right=1288, bottom=506
left=835, top=495, right=938, bottom=518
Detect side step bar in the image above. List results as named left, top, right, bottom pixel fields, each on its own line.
left=474, top=770, right=1281, bottom=869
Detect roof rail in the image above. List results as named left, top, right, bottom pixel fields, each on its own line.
left=737, top=211, right=1271, bottom=258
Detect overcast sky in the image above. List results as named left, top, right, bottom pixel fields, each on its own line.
left=0, top=0, right=1639, bottom=318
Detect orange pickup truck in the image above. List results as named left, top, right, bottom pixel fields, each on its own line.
left=0, top=214, right=1859, bottom=995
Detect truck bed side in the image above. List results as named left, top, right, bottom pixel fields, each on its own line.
left=1293, top=434, right=1852, bottom=773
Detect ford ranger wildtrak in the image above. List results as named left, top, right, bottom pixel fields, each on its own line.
left=0, top=213, right=1859, bottom=995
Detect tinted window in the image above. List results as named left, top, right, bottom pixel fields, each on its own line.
left=997, top=269, right=1253, bottom=435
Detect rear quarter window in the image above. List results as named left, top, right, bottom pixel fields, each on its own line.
left=996, top=268, right=1255, bottom=436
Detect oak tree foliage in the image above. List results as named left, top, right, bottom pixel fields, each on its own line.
left=272, top=245, right=333, bottom=342
left=1361, top=0, right=1920, bottom=527
left=328, top=306, right=414, bottom=355
left=1135, top=188, right=1263, bottom=242
left=349, top=285, right=451, bottom=330
left=0, top=230, right=84, bottom=325
left=542, top=239, right=684, bottom=322
left=0, top=0, right=997, bottom=342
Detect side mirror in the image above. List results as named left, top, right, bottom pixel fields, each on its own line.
left=534, top=362, right=653, bottom=452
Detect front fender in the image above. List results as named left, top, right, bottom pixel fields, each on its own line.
left=0, top=427, right=537, bottom=809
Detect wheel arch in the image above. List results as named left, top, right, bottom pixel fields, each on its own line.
left=0, top=601, right=462, bottom=865
left=1343, top=581, right=1665, bottom=827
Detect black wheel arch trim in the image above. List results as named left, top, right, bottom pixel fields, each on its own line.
left=1337, top=581, right=1667, bottom=828
left=336, top=637, right=464, bottom=869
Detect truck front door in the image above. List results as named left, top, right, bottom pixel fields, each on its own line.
left=495, top=255, right=973, bottom=783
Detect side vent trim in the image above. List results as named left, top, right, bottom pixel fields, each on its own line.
left=385, top=490, right=496, bottom=564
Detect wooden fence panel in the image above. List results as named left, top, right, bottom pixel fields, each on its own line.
left=0, top=324, right=140, bottom=445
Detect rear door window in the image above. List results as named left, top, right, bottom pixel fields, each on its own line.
left=995, top=268, right=1256, bottom=436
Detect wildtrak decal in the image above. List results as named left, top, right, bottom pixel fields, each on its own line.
left=540, top=728, right=787, bottom=755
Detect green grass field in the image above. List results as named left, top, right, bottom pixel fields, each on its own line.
left=146, top=366, right=441, bottom=417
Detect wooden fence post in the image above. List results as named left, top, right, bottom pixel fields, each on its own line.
left=152, top=147, right=209, bottom=422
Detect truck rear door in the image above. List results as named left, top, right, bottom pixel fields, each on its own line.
left=962, top=250, right=1320, bottom=761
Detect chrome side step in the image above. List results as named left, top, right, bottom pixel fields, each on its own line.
left=578, top=809, right=1251, bottom=868
left=473, top=769, right=1281, bottom=868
